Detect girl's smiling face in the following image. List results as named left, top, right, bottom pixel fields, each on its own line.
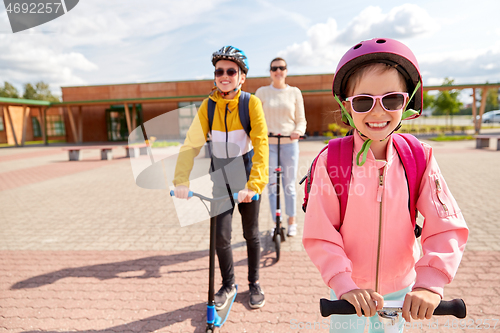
left=343, top=65, right=407, bottom=142
left=214, top=60, right=245, bottom=94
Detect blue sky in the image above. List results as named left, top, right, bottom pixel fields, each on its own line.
left=1, top=0, right=499, bottom=101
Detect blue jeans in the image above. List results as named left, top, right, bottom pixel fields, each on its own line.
left=329, top=286, right=411, bottom=333
left=268, top=141, right=299, bottom=222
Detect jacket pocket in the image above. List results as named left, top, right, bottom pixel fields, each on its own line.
left=429, top=173, right=460, bottom=218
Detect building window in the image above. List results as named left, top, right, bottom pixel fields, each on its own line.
left=46, top=115, right=66, bottom=136
left=31, top=117, right=42, bottom=137
left=178, top=101, right=202, bottom=137
left=106, top=104, right=143, bottom=142
left=0, top=116, right=4, bottom=131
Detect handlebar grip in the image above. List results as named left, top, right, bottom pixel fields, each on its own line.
left=232, top=193, right=260, bottom=201
left=320, top=298, right=467, bottom=319
left=433, top=299, right=467, bottom=319
left=320, top=299, right=357, bottom=317
left=169, top=190, right=193, bottom=197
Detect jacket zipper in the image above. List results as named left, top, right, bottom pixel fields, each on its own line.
left=224, top=104, right=229, bottom=158
left=435, top=178, right=449, bottom=213
left=375, top=173, right=384, bottom=293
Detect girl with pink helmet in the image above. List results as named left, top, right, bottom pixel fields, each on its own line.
left=302, top=38, right=468, bottom=332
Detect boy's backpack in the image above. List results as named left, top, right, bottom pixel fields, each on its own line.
left=207, top=91, right=252, bottom=137
left=300, top=133, right=427, bottom=238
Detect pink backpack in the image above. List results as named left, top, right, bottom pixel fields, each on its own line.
left=300, top=133, right=427, bottom=237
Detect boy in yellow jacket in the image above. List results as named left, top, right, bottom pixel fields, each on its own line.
left=173, top=46, right=269, bottom=309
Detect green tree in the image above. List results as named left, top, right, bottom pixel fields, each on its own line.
left=0, top=81, right=20, bottom=98
left=22, top=81, right=60, bottom=102
left=423, top=91, right=435, bottom=113
left=485, top=87, right=499, bottom=112
left=433, top=78, right=463, bottom=125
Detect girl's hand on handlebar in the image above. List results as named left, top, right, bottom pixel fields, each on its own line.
left=402, top=288, right=441, bottom=322
left=238, top=188, right=256, bottom=203
left=340, top=289, right=384, bottom=318
left=174, top=185, right=191, bottom=200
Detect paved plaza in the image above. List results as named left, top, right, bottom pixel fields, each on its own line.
left=0, top=137, right=499, bottom=332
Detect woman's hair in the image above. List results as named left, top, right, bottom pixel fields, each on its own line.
left=344, top=62, right=408, bottom=97
left=270, top=57, right=287, bottom=69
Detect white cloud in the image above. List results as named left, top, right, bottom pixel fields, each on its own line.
left=419, top=44, right=500, bottom=84
left=0, top=0, right=228, bottom=93
left=279, top=4, right=439, bottom=68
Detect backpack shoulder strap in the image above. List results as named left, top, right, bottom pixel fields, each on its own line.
left=392, top=133, right=427, bottom=232
left=327, top=135, right=354, bottom=225
left=207, top=98, right=216, bottom=133
left=238, top=91, right=252, bottom=137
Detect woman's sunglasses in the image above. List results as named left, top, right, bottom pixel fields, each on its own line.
left=270, top=66, right=287, bottom=72
left=346, top=92, right=408, bottom=113
left=214, top=68, right=238, bottom=77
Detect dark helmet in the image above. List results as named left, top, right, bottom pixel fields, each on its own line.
left=332, top=38, right=423, bottom=119
left=212, top=46, right=249, bottom=74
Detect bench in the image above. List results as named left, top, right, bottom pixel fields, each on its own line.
left=62, top=146, right=120, bottom=161
left=124, top=143, right=149, bottom=158
left=62, top=143, right=149, bottom=161
left=475, top=135, right=500, bottom=150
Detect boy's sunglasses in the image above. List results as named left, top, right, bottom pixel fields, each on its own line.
left=214, top=68, right=238, bottom=77
left=346, top=92, right=408, bottom=113
left=270, top=66, right=287, bottom=72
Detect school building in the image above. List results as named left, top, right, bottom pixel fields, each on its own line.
left=0, top=76, right=498, bottom=146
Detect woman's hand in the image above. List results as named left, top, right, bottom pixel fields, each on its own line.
left=402, top=288, right=441, bottom=322
left=237, top=188, right=256, bottom=203
left=174, top=185, right=191, bottom=200
left=290, top=132, right=300, bottom=140
left=340, top=289, right=384, bottom=317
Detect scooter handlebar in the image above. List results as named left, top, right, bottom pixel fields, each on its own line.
left=233, top=192, right=259, bottom=202
left=170, top=190, right=193, bottom=198
left=268, top=133, right=307, bottom=139
left=170, top=190, right=258, bottom=202
left=319, top=298, right=466, bottom=319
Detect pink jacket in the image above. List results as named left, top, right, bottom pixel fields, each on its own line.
left=302, top=131, right=468, bottom=298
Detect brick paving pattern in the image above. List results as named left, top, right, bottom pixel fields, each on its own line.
left=0, top=139, right=499, bottom=332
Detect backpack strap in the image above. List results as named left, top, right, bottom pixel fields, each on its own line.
left=207, top=92, right=252, bottom=138
left=238, top=91, right=252, bottom=137
left=392, top=133, right=427, bottom=236
left=327, top=136, right=354, bottom=225
left=207, top=98, right=216, bottom=133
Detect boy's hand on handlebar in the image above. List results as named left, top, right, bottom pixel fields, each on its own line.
left=402, top=288, right=441, bottom=322
left=174, top=185, right=191, bottom=200
left=290, top=132, right=301, bottom=140
left=340, top=289, right=384, bottom=318
left=238, top=188, right=256, bottom=203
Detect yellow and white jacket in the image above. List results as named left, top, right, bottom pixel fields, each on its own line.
left=173, top=90, right=269, bottom=194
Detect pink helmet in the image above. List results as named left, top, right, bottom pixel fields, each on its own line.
left=332, top=38, right=423, bottom=118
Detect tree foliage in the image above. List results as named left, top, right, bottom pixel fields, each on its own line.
left=22, top=81, right=60, bottom=102
left=423, top=91, right=435, bottom=111
left=485, top=87, right=499, bottom=112
left=0, top=81, right=20, bottom=98
left=0, top=81, right=60, bottom=102
left=433, top=78, right=463, bottom=116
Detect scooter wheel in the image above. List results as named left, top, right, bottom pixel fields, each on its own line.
left=275, top=233, right=281, bottom=261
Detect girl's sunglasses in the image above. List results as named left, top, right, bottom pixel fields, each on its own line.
left=270, top=66, right=287, bottom=72
left=214, top=68, right=238, bottom=77
left=346, top=92, right=408, bottom=113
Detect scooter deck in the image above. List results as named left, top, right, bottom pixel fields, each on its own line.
left=214, top=285, right=238, bottom=327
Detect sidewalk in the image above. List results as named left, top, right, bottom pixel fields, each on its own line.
left=0, top=139, right=499, bottom=332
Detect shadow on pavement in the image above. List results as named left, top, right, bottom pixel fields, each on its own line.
left=10, top=250, right=211, bottom=290
left=21, top=302, right=207, bottom=333
left=11, top=232, right=277, bottom=290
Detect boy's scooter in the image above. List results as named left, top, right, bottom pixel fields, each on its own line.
left=170, top=190, right=258, bottom=333
left=268, top=133, right=305, bottom=262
